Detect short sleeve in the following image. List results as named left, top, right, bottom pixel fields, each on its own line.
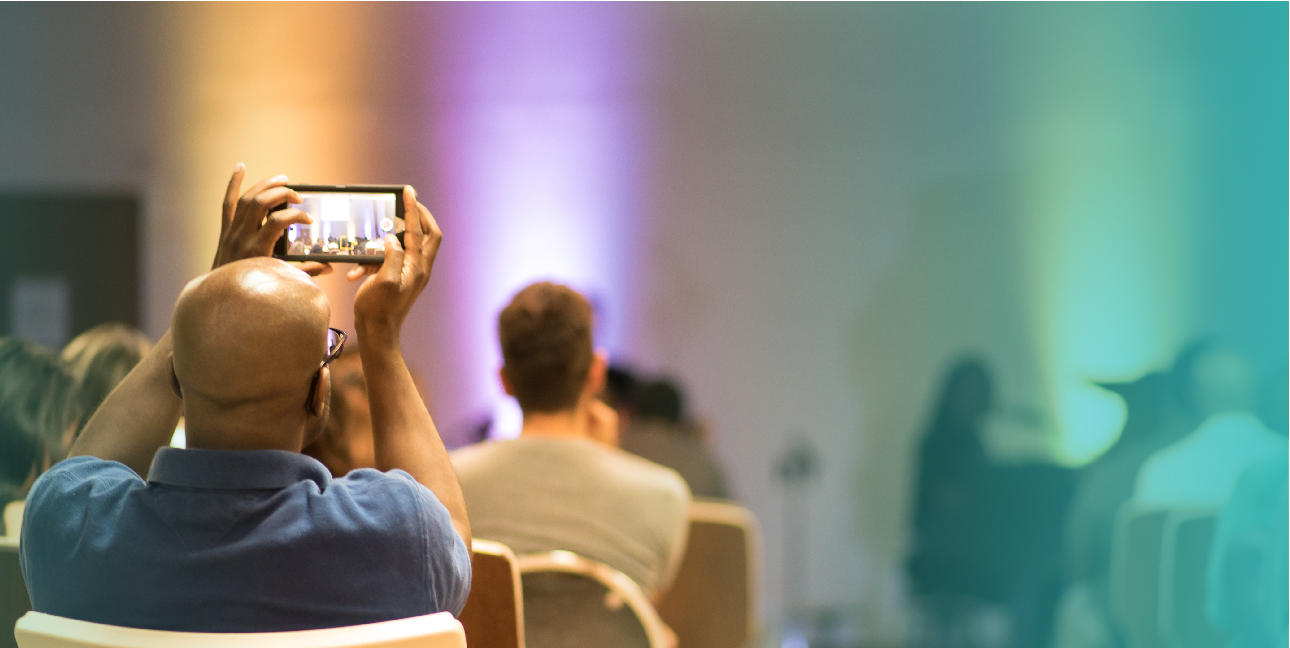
left=20, top=457, right=145, bottom=608
left=335, top=469, right=472, bottom=615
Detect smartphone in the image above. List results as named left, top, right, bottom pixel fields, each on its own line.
left=272, top=184, right=406, bottom=264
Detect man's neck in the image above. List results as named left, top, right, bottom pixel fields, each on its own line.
left=519, top=404, right=589, bottom=440
left=183, top=405, right=308, bottom=453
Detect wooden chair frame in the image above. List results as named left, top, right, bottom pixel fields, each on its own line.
left=515, top=551, right=672, bottom=648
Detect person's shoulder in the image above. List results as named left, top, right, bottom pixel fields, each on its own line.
left=30, top=456, right=140, bottom=497
left=598, top=444, right=691, bottom=502
left=331, top=467, right=430, bottom=498
left=449, top=439, right=520, bottom=478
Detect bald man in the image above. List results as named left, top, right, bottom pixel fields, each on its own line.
left=19, top=167, right=471, bottom=632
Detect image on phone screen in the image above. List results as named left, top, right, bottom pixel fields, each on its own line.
left=274, top=185, right=405, bottom=263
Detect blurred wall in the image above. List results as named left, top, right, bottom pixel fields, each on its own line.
left=0, top=3, right=1283, bottom=643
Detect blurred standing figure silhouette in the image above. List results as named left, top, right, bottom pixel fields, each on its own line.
left=908, top=357, right=1076, bottom=648
left=907, top=357, right=1000, bottom=647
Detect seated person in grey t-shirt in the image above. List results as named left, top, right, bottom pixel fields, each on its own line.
left=452, top=281, right=691, bottom=596
left=21, top=168, right=472, bottom=631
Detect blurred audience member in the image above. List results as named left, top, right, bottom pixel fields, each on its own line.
left=620, top=379, right=730, bottom=499
left=1055, top=342, right=1222, bottom=648
left=61, top=323, right=151, bottom=438
left=1133, top=344, right=1285, bottom=509
left=452, top=282, right=690, bottom=596
left=302, top=349, right=376, bottom=477
left=0, top=338, right=81, bottom=509
left=601, top=364, right=640, bottom=437
left=1205, top=453, right=1287, bottom=648
left=1055, top=373, right=1174, bottom=648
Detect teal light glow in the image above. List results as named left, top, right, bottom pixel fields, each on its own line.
left=1010, top=5, right=1190, bottom=464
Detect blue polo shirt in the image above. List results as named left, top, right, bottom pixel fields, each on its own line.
left=19, top=448, right=471, bottom=632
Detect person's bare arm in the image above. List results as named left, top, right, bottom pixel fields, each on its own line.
left=69, top=165, right=317, bottom=476
left=353, top=187, right=471, bottom=553
left=67, top=332, right=182, bottom=476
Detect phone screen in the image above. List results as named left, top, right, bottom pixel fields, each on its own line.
left=275, top=188, right=405, bottom=262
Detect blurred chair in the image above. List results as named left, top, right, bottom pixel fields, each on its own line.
left=458, top=539, right=525, bottom=648
left=13, top=611, right=465, bottom=648
left=657, top=499, right=760, bottom=648
left=1, top=536, right=29, bottom=648
left=1110, top=506, right=1169, bottom=648
left=1158, top=510, right=1226, bottom=648
left=516, top=551, right=672, bottom=648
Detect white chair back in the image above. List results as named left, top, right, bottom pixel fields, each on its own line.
left=13, top=611, right=465, bottom=648
left=516, top=551, right=672, bottom=648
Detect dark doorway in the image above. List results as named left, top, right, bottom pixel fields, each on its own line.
left=0, top=195, right=139, bottom=350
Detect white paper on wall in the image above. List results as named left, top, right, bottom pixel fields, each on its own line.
left=10, top=275, right=71, bottom=350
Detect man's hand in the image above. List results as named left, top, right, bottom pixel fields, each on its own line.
left=212, top=164, right=330, bottom=276
left=586, top=399, right=620, bottom=447
left=353, top=186, right=442, bottom=346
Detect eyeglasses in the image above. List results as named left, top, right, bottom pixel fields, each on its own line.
left=306, top=327, right=347, bottom=409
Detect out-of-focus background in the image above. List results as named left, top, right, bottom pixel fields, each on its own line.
left=0, top=3, right=1284, bottom=647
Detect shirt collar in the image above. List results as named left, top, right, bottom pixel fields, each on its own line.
left=147, top=447, right=333, bottom=491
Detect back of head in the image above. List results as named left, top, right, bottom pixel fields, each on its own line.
left=0, top=338, right=81, bottom=492
left=498, top=282, right=593, bottom=413
left=61, top=323, right=151, bottom=433
left=172, top=258, right=331, bottom=448
left=602, top=365, right=640, bottom=412
left=637, top=380, right=685, bottom=424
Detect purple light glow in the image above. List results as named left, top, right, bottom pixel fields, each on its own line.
left=430, top=4, right=652, bottom=439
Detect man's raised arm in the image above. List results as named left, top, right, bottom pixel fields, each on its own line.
left=352, top=186, right=471, bottom=553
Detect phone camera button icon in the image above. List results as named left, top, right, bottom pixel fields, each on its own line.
left=379, top=218, right=394, bottom=233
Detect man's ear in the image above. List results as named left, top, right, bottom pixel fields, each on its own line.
left=309, top=366, right=329, bottom=417
left=584, top=350, right=608, bottom=398
left=168, top=355, right=183, bottom=400
left=498, top=366, right=516, bottom=397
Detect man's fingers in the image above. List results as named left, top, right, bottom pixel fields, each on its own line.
left=235, top=174, right=290, bottom=222
left=401, top=186, right=423, bottom=259
left=378, top=234, right=405, bottom=283
left=259, top=207, right=313, bottom=246
left=347, top=263, right=380, bottom=282
left=222, top=163, right=246, bottom=230
left=294, top=261, right=333, bottom=277
left=246, top=185, right=300, bottom=219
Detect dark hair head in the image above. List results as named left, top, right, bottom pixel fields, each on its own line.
left=61, top=323, right=151, bottom=433
left=637, top=380, right=684, bottom=423
left=0, top=338, right=81, bottom=489
left=602, top=365, right=639, bottom=411
left=498, top=282, right=594, bottom=413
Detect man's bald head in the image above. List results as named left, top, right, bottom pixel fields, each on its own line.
left=173, top=258, right=330, bottom=410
